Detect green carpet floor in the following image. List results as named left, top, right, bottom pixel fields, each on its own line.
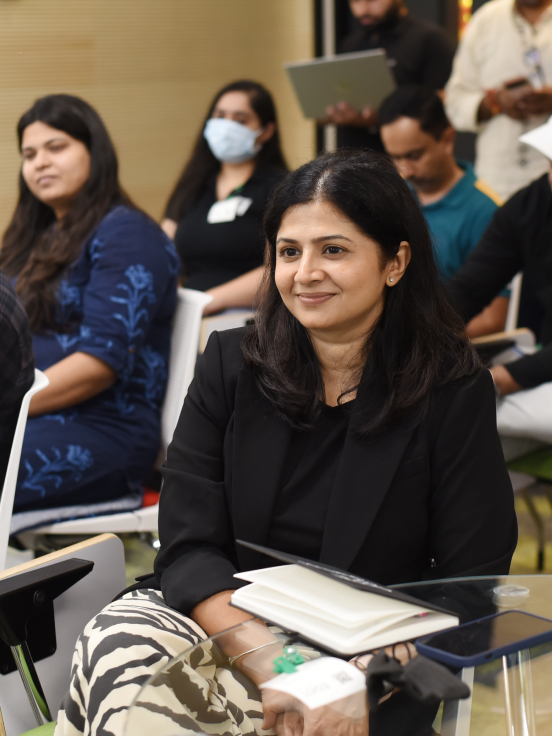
left=512, top=492, right=552, bottom=574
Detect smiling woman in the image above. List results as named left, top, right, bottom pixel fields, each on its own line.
left=273, top=201, right=410, bottom=404
left=0, top=94, right=178, bottom=520
left=57, top=149, right=517, bottom=736
left=21, top=122, right=92, bottom=220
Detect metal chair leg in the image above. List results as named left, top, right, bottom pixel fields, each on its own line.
left=521, top=488, right=545, bottom=571
left=11, top=641, right=52, bottom=725
left=540, top=481, right=552, bottom=516
left=0, top=558, right=93, bottom=725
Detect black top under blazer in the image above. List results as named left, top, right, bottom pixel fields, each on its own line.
left=155, top=328, right=518, bottom=616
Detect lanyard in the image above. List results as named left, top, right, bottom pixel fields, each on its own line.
left=228, top=184, right=244, bottom=199
left=512, top=11, right=549, bottom=168
left=513, top=13, right=546, bottom=88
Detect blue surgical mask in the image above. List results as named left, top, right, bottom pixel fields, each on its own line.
left=204, top=118, right=263, bottom=164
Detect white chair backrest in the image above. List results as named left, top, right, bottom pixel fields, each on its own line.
left=161, top=288, right=213, bottom=451
left=0, top=369, right=49, bottom=571
left=200, top=310, right=254, bottom=353
left=505, top=272, right=523, bottom=333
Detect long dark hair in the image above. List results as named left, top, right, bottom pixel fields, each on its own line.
left=242, top=149, right=479, bottom=438
left=164, top=80, right=288, bottom=222
left=0, top=94, right=132, bottom=332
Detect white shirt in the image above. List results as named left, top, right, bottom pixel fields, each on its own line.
left=445, top=0, right=552, bottom=200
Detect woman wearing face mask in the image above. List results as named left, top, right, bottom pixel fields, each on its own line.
left=0, top=94, right=179, bottom=520
left=161, top=80, right=288, bottom=315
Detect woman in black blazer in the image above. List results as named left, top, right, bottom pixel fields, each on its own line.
left=57, top=150, right=517, bottom=736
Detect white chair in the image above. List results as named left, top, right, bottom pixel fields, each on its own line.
left=504, top=272, right=523, bottom=333
left=471, top=326, right=537, bottom=366
left=0, top=534, right=125, bottom=735
left=15, top=288, right=212, bottom=540
left=199, top=309, right=254, bottom=353
left=0, top=370, right=49, bottom=571
left=161, top=288, right=214, bottom=451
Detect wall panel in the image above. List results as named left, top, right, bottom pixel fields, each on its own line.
left=0, top=0, right=315, bottom=231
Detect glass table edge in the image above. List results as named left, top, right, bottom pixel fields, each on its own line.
left=392, top=573, right=551, bottom=589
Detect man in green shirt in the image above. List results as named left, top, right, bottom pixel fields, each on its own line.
left=380, top=85, right=508, bottom=336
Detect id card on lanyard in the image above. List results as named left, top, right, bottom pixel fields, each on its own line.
left=515, top=15, right=546, bottom=89
left=514, top=14, right=547, bottom=167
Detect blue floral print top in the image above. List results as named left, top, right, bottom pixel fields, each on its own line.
left=32, top=206, right=179, bottom=419
left=13, top=205, right=179, bottom=516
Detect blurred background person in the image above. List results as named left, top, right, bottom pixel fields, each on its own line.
left=445, top=0, right=552, bottom=200
left=323, top=0, right=455, bottom=151
left=446, top=118, right=552, bottom=450
left=162, top=80, right=287, bottom=315
left=0, top=270, right=34, bottom=488
left=380, top=85, right=508, bottom=337
left=0, top=94, right=179, bottom=517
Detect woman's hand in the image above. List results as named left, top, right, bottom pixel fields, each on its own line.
left=262, top=690, right=368, bottom=735
left=29, top=352, right=116, bottom=416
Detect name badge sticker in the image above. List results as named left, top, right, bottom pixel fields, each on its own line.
left=207, top=196, right=253, bottom=224
left=236, top=197, right=253, bottom=216
left=207, top=197, right=240, bottom=224
left=260, top=657, right=366, bottom=710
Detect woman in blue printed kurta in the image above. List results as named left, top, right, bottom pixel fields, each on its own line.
left=0, top=95, right=179, bottom=514
left=18, top=208, right=179, bottom=511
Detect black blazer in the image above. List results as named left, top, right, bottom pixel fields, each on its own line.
left=155, top=328, right=517, bottom=616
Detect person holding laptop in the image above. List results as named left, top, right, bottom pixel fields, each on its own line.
left=323, top=0, right=455, bottom=151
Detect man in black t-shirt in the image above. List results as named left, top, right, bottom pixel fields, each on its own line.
left=323, top=0, right=455, bottom=151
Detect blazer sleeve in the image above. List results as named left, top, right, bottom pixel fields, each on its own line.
left=446, top=198, right=523, bottom=323
left=506, top=344, right=552, bottom=388
left=425, top=369, right=518, bottom=579
left=154, top=331, right=241, bottom=615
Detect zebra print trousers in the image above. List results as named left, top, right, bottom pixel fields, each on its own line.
left=54, top=589, right=268, bottom=736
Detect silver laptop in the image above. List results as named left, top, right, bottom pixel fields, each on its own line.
left=285, top=49, right=396, bottom=120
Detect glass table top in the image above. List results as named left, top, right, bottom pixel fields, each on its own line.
left=125, top=575, right=552, bottom=736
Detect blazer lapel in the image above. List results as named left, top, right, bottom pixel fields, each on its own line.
left=320, top=388, right=418, bottom=571
left=231, top=370, right=293, bottom=570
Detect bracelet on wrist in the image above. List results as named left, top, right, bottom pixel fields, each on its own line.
left=228, top=640, right=280, bottom=666
left=484, top=89, right=501, bottom=117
